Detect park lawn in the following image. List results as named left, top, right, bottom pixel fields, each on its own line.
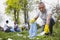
left=0, top=23, right=60, bottom=40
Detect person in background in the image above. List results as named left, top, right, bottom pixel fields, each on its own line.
left=4, top=20, right=15, bottom=32
left=14, top=21, right=20, bottom=32
left=4, top=20, right=11, bottom=32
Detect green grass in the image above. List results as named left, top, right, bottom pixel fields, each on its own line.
left=0, top=23, right=60, bottom=40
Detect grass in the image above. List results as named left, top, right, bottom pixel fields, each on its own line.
left=0, top=22, right=60, bottom=40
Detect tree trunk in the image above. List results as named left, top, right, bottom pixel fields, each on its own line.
left=14, top=10, right=17, bottom=22
left=26, top=10, right=30, bottom=29
left=24, top=10, right=27, bottom=23
left=17, top=10, right=20, bottom=24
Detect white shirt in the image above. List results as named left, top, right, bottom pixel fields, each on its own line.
left=35, top=9, right=52, bottom=26
left=4, top=23, right=9, bottom=31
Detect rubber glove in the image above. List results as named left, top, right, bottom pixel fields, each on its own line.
left=30, top=19, right=35, bottom=23
left=44, top=24, right=49, bottom=34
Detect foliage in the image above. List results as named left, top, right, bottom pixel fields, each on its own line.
left=5, top=0, right=28, bottom=24
left=0, top=22, right=60, bottom=40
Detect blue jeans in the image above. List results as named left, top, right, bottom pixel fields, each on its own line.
left=10, top=28, right=15, bottom=32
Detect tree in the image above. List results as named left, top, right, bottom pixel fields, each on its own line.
left=22, top=0, right=30, bottom=28
left=5, top=0, right=23, bottom=24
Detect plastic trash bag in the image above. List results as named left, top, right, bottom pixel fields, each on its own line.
left=29, top=22, right=37, bottom=38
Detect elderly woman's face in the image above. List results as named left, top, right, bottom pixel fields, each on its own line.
left=38, top=3, right=45, bottom=12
